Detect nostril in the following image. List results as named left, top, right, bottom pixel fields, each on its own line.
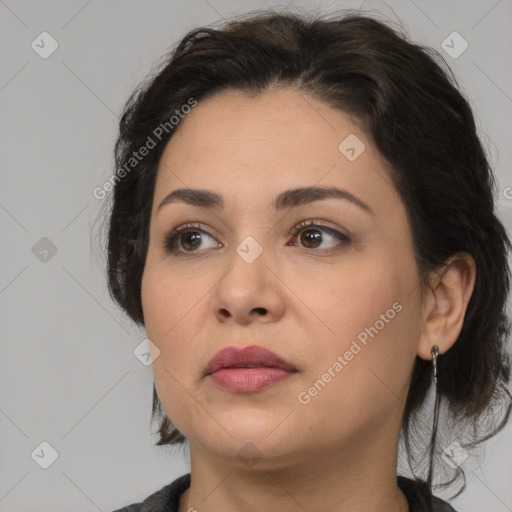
left=220, top=308, right=230, bottom=317
left=252, top=307, right=267, bottom=315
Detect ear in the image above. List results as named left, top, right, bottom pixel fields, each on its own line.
left=417, top=252, right=476, bottom=360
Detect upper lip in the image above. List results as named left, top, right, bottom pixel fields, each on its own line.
left=205, top=345, right=297, bottom=375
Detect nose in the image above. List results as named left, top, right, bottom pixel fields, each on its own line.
left=210, top=242, right=286, bottom=325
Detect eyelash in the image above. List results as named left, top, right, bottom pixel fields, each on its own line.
left=164, top=220, right=350, bottom=255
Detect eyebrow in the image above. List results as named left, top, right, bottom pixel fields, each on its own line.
left=157, top=186, right=375, bottom=215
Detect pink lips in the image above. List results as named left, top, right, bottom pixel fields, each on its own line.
left=205, top=345, right=297, bottom=393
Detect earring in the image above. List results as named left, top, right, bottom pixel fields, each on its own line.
left=426, top=345, right=441, bottom=491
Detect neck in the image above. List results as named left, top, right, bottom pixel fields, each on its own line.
left=178, top=432, right=409, bottom=512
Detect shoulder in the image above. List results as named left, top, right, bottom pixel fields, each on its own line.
left=111, top=473, right=191, bottom=512
left=397, top=475, right=458, bottom=512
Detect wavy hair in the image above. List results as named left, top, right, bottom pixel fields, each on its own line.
left=103, top=8, right=512, bottom=497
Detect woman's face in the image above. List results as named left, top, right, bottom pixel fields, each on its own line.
left=141, top=88, right=424, bottom=468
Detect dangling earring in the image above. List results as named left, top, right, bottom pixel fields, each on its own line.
left=426, top=344, right=441, bottom=491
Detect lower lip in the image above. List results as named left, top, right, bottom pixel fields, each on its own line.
left=208, top=367, right=295, bottom=393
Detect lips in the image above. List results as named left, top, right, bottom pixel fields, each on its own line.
left=205, top=345, right=296, bottom=375
left=204, top=345, right=297, bottom=393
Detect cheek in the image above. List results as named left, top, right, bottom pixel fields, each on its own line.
left=141, top=262, right=187, bottom=379
left=296, top=250, right=402, bottom=341
left=295, top=247, right=419, bottom=409
left=141, top=264, right=172, bottom=341
left=141, top=263, right=203, bottom=434
left=140, top=257, right=212, bottom=379
left=295, top=301, right=418, bottom=449
left=141, top=255, right=203, bottom=340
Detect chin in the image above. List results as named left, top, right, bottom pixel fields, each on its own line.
left=216, top=408, right=291, bottom=438
left=199, top=435, right=302, bottom=471
left=190, top=417, right=305, bottom=465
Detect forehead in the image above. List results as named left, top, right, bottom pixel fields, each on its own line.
left=153, top=88, right=399, bottom=218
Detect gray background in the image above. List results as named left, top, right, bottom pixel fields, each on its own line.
left=1, top=0, right=511, bottom=510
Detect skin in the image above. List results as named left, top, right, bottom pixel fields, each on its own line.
left=140, top=88, right=476, bottom=512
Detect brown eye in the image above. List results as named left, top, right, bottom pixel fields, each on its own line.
left=289, top=220, right=350, bottom=251
left=178, top=231, right=203, bottom=251
left=164, top=223, right=221, bottom=254
left=299, top=228, right=322, bottom=248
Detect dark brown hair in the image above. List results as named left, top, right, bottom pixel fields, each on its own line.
left=104, top=8, right=512, bottom=497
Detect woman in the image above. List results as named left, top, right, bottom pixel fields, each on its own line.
left=107, top=9, right=512, bottom=512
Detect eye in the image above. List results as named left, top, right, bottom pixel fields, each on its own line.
left=164, top=220, right=350, bottom=256
left=164, top=223, right=221, bottom=254
left=287, top=220, right=350, bottom=251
